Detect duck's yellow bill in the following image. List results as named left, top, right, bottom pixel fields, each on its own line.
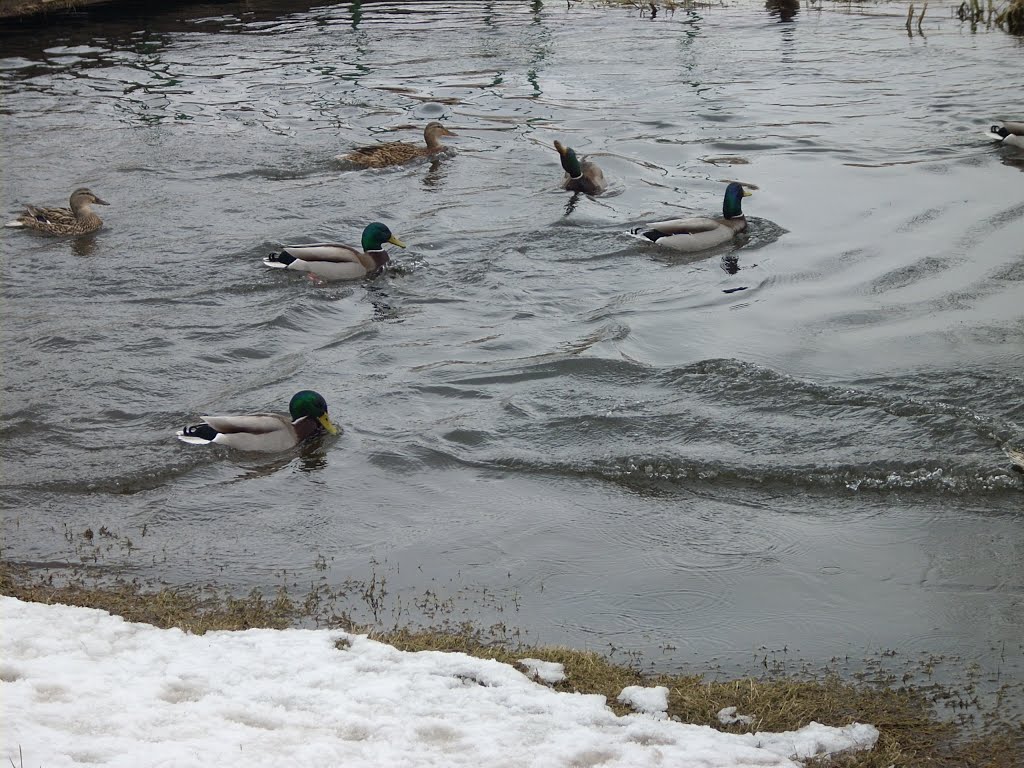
left=742, top=187, right=753, bottom=197
left=318, top=414, right=340, bottom=435
left=388, top=235, right=407, bottom=248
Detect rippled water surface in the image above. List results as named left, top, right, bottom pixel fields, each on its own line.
left=2, top=0, right=1023, bottom=705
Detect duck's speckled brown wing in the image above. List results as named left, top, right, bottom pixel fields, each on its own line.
left=21, top=205, right=76, bottom=228
left=344, top=141, right=423, bottom=168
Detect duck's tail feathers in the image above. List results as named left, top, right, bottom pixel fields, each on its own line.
left=263, top=250, right=296, bottom=268
left=5, top=219, right=24, bottom=228
left=984, top=126, right=1006, bottom=141
left=176, top=423, right=218, bottom=445
left=627, top=228, right=659, bottom=243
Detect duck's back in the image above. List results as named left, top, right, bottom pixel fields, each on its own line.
left=345, top=141, right=423, bottom=167
left=201, top=413, right=298, bottom=452
left=13, top=205, right=102, bottom=235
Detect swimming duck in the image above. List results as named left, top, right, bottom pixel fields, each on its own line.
left=5, top=187, right=109, bottom=235
left=554, top=140, right=606, bottom=195
left=176, top=390, right=339, bottom=452
left=340, top=122, right=457, bottom=167
left=985, top=121, right=1024, bottom=148
left=263, top=222, right=406, bottom=282
left=630, top=182, right=753, bottom=253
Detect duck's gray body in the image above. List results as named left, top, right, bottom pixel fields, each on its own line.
left=263, top=244, right=389, bottom=281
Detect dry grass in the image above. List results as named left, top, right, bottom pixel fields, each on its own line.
left=996, top=0, right=1024, bottom=32
left=2, top=561, right=1022, bottom=767
left=0, top=562, right=294, bottom=633
left=372, top=627, right=1023, bottom=768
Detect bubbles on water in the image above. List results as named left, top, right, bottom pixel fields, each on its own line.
left=415, top=102, right=448, bottom=119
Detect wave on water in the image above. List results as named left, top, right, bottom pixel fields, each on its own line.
left=410, top=356, right=1023, bottom=500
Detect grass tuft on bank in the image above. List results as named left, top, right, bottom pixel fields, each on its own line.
left=0, top=562, right=295, bottom=633
left=371, top=627, right=1023, bottom=768
left=996, top=0, right=1024, bottom=32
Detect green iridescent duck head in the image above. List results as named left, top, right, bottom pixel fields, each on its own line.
left=361, top=222, right=406, bottom=252
left=722, top=182, right=753, bottom=219
left=553, top=140, right=584, bottom=178
left=288, top=390, right=339, bottom=434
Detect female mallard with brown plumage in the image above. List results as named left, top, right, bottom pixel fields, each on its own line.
left=553, top=140, right=606, bottom=195
left=340, top=122, right=457, bottom=168
left=5, top=188, right=109, bottom=235
left=630, top=182, right=753, bottom=253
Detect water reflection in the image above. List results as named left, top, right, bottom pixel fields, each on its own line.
left=765, top=0, right=800, bottom=22
left=526, top=0, right=552, bottom=96
left=563, top=191, right=581, bottom=216
left=297, top=444, right=329, bottom=473
left=422, top=157, right=448, bottom=189
left=366, top=285, right=402, bottom=323
left=998, top=151, right=1024, bottom=173
left=71, top=235, right=98, bottom=257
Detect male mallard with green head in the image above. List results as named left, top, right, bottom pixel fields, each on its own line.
left=5, top=188, right=109, bottom=235
left=553, top=140, right=606, bottom=195
left=985, top=121, right=1024, bottom=148
left=176, top=390, right=339, bottom=452
left=340, top=122, right=457, bottom=168
left=263, top=222, right=406, bottom=281
left=630, top=182, right=753, bottom=253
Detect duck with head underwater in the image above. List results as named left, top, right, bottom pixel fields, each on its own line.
left=5, top=187, right=109, bottom=236
left=176, top=390, right=339, bottom=452
left=340, top=122, right=458, bottom=168
left=631, top=182, right=753, bottom=253
left=553, top=140, right=606, bottom=195
left=263, top=222, right=406, bottom=282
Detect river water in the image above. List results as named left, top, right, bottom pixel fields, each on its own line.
left=2, top=0, right=1023, bottom=706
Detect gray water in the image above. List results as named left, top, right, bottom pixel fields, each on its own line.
left=2, top=0, right=1023, bottom=708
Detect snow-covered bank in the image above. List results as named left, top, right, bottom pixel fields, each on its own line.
left=1, top=596, right=877, bottom=767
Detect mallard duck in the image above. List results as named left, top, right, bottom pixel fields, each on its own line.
left=340, top=122, right=457, bottom=167
left=5, top=187, right=108, bottom=235
left=630, top=182, right=753, bottom=253
left=176, top=390, right=339, bottom=452
left=263, top=222, right=406, bottom=282
left=553, top=140, right=606, bottom=195
left=985, top=121, right=1024, bottom=148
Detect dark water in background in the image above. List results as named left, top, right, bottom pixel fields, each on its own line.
left=2, top=0, right=1023, bottom=705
